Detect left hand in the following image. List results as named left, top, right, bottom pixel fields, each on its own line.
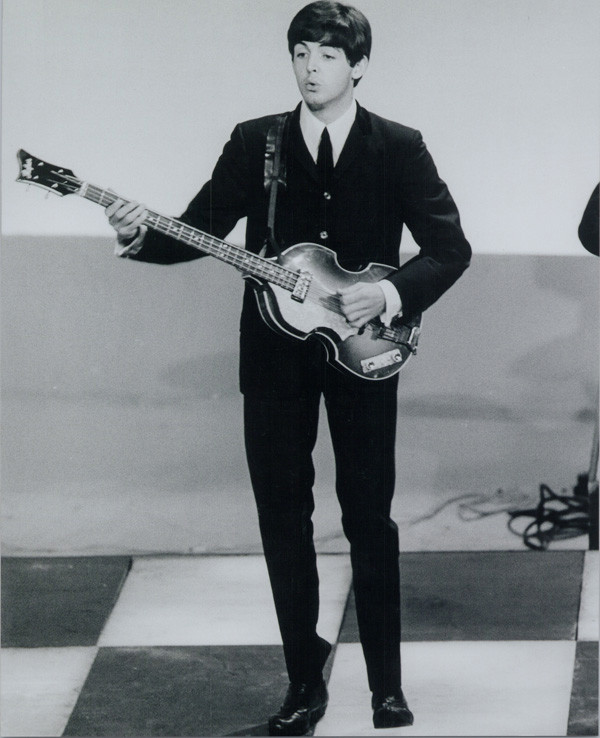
left=338, top=282, right=385, bottom=329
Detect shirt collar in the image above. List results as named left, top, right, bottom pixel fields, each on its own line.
left=299, top=99, right=358, bottom=166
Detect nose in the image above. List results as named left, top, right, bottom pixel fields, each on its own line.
left=307, top=52, right=319, bottom=73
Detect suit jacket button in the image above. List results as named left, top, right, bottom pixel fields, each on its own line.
left=323, top=191, right=331, bottom=200
left=319, top=230, right=328, bottom=240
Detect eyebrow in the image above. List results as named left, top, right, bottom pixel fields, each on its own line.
left=295, top=41, right=340, bottom=49
left=294, top=42, right=341, bottom=54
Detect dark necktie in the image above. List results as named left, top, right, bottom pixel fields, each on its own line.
left=316, top=127, right=334, bottom=186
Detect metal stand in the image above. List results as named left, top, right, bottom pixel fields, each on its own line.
left=586, top=389, right=599, bottom=550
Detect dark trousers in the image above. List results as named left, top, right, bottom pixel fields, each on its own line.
left=243, top=364, right=401, bottom=696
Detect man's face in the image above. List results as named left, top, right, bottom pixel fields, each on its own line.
left=292, top=41, right=367, bottom=116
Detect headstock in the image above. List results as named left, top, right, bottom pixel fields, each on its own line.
left=16, top=149, right=82, bottom=197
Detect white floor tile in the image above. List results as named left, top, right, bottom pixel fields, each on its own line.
left=316, top=641, right=576, bottom=736
left=0, top=647, right=97, bottom=738
left=578, top=550, right=599, bottom=641
left=99, top=554, right=351, bottom=646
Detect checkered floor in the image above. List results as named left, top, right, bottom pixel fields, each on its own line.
left=1, top=551, right=598, bottom=736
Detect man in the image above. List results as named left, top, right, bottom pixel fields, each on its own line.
left=105, top=2, right=471, bottom=733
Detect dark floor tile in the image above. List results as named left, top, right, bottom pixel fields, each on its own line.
left=64, top=646, right=289, bottom=737
left=339, top=551, right=584, bottom=642
left=1, top=556, right=131, bottom=647
left=568, top=641, right=599, bottom=736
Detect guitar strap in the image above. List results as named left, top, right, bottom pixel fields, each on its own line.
left=263, top=112, right=290, bottom=262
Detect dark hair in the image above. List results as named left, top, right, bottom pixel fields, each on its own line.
left=287, top=1, right=372, bottom=66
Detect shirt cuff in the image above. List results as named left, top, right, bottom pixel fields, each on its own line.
left=114, top=225, right=147, bottom=257
left=378, top=279, right=402, bottom=326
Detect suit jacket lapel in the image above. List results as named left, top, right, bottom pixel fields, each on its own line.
left=334, top=103, right=372, bottom=179
left=334, top=115, right=366, bottom=177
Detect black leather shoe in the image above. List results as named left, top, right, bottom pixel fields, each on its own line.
left=372, top=690, right=414, bottom=729
left=268, top=679, right=328, bottom=736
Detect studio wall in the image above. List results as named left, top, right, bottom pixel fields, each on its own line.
left=3, top=0, right=599, bottom=254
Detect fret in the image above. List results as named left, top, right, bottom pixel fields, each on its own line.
left=83, top=186, right=99, bottom=205
left=85, top=185, right=116, bottom=209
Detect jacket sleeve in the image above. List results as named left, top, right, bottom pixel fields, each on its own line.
left=578, top=183, right=599, bottom=256
left=387, top=129, right=472, bottom=317
left=123, top=124, right=251, bottom=265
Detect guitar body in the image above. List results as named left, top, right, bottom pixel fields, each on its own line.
left=244, top=243, right=421, bottom=381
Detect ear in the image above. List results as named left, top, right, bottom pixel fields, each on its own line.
left=351, top=55, right=369, bottom=82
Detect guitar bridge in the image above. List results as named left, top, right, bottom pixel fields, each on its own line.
left=291, top=270, right=312, bottom=302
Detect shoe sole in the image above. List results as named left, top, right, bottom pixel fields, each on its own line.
left=373, top=713, right=414, bottom=729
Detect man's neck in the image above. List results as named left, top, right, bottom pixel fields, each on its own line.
left=306, top=95, right=355, bottom=125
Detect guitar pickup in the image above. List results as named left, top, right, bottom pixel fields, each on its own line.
left=361, top=349, right=404, bottom=374
left=291, top=270, right=312, bottom=302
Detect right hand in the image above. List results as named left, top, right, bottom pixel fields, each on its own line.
left=105, top=198, right=147, bottom=241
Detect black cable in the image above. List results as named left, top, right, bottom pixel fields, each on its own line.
left=507, top=483, right=590, bottom=551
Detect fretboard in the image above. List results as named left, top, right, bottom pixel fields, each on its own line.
left=79, top=182, right=298, bottom=291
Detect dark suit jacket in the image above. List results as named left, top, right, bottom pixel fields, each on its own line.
left=578, top=184, right=599, bottom=256
left=127, top=103, right=471, bottom=394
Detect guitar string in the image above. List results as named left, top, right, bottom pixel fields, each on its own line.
left=50, top=172, right=403, bottom=340
left=64, top=179, right=362, bottom=298
left=81, top=182, right=302, bottom=289
left=78, top=181, right=354, bottom=313
left=51, top=177, right=371, bottom=301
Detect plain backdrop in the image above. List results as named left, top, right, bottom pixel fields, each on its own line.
left=1, top=1, right=599, bottom=557
left=2, top=0, right=599, bottom=254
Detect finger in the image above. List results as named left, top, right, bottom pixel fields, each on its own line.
left=338, top=284, right=361, bottom=299
left=349, top=307, right=368, bottom=322
left=108, top=201, right=138, bottom=225
left=341, top=298, right=368, bottom=317
left=341, top=303, right=363, bottom=323
left=347, top=315, right=367, bottom=329
left=105, top=197, right=124, bottom=218
left=338, top=289, right=360, bottom=306
left=110, top=202, right=144, bottom=228
left=121, top=203, right=147, bottom=226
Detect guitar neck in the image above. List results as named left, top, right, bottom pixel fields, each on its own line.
left=78, top=182, right=296, bottom=290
